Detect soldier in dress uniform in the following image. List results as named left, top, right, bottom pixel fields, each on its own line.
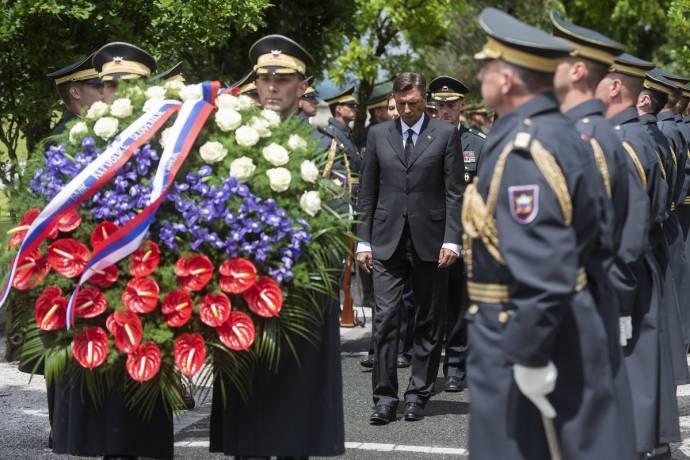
left=425, top=93, right=438, bottom=118
left=467, top=104, right=492, bottom=135
left=596, top=53, right=680, bottom=458
left=209, top=34, right=345, bottom=460
left=149, top=61, right=185, bottom=83
left=549, top=13, right=638, bottom=457
left=464, top=8, right=630, bottom=459
left=299, top=76, right=320, bottom=118
left=355, top=80, right=394, bottom=152
left=47, top=42, right=173, bottom=460
left=427, top=75, right=484, bottom=392
left=231, top=70, right=261, bottom=107
left=319, top=86, right=362, bottom=175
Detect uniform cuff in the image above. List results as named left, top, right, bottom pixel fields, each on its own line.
left=442, top=243, right=460, bottom=256
left=356, top=242, right=372, bottom=253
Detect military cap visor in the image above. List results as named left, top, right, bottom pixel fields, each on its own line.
left=92, top=42, right=156, bottom=81
left=609, top=53, right=655, bottom=78
left=474, top=7, right=574, bottom=73
left=550, top=11, right=626, bottom=65
left=655, top=69, right=689, bottom=88
left=150, top=61, right=184, bottom=83
left=644, top=69, right=678, bottom=96
left=249, top=35, right=314, bottom=76
left=429, top=76, right=469, bottom=102
left=366, top=80, right=394, bottom=109
left=325, top=86, right=358, bottom=106
left=47, top=53, right=101, bottom=86
left=302, top=87, right=319, bottom=99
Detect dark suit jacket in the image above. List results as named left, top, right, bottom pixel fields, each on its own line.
left=356, top=115, right=463, bottom=262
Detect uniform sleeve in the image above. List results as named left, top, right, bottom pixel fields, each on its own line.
left=496, top=149, right=580, bottom=367
left=355, top=128, right=380, bottom=244
left=444, top=127, right=464, bottom=245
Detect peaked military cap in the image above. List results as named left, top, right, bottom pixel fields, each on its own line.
left=655, top=69, right=689, bottom=88
left=429, top=76, right=468, bottom=102
left=644, top=68, right=679, bottom=95
left=367, top=80, right=394, bottom=110
left=474, top=7, right=574, bottom=73
left=249, top=34, right=313, bottom=76
left=550, top=11, right=626, bottom=65
left=150, top=61, right=184, bottom=83
left=324, top=86, right=357, bottom=106
left=609, top=53, right=655, bottom=79
left=302, top=76, right=319, bottom=99
left=231, top=70, right=257, bottom=95
left=467, top=104, right=489, bottom=115
left=426, top=93, right=437, bottom=110
left=682, top=83, right=690, bottom=99
left=92, top=42, right=156, bottom=81
left=47, top=52, right=101, bottom=86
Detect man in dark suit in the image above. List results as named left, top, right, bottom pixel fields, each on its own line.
left=356, top=72, right=463, bottom=424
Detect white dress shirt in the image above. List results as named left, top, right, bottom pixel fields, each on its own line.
left=356, top=114, right=460, bottom=256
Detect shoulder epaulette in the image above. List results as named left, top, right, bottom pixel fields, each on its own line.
left=468, top=127, right=487, bottom=139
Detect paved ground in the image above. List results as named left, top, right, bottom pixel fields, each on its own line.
left=2, top=316, right=690, bottom=459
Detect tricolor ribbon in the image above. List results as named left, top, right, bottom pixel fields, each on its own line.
left=0, top=101, right=181, bottom=307
left=66, top=81, right=220, bottom=328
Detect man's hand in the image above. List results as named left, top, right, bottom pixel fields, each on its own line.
left=438, top=248, right=458, bottom=269
left=513, top=362, right=558, bottom=418
left=357, top=251, right=374, bottom=273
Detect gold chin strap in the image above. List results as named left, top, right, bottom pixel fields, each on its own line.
left=589, top=138, right=612, bottom=198
left=621, top=141, right=648, bottom=190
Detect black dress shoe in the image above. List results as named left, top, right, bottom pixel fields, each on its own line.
left=360, top=356, right=374, bottom=368
left=370, top=405, right=397, bottom=425
left=644, top=444, right=671, bottom=459
left=445, top=375, right=464, bottom=392
left=403, top=402, right=424, bottom=421
left=396, top=355, right=411, bottom=368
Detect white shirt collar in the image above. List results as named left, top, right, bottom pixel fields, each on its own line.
left=400, top=113, right=425, bottom=135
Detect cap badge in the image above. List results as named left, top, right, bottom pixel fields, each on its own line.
left=113, top=56, right=123, bottom=65
left=271, top=50, right=283, bottom=58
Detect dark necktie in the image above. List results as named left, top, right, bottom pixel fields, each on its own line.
left=404, top=128, right=414, bottom=164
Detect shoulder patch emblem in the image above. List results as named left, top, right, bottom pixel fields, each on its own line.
left=508, top=185, right=539, bottom=224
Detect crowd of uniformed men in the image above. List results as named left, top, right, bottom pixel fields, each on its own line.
left=24, top=4, right=690, bottom=460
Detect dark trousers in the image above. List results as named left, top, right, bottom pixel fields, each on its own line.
left=371, top=227, right=448, bottom=407
left=443, top=259, right=469, bottom=379
left=365, top=271, right=415, bottom=359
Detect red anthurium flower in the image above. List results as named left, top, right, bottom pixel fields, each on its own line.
left=74, top=286, right=107, bottom=319
left=174, top=333, right=206, bottom=377
left=34, top=286, right=67, bottom=331
left=47, top=239, right=90, bottom=278
left=161, top=290, right=194, bottom=327
left=106, top=310, right=143, bottom=353
left=122, top=277, right=160, bottom=314
left=217, top=311, right=255, bottom=351
left=198, top=292, right=231, bottom=327
left=126, top=341, right=162, bottom=382
left=90, top=221, right=119, bottom=249
left=56, top=208, right=81, bottom=233
left=87, top=264, right=119, bottom=288
left=129, top=240, right=160, bottom=277
left=243, top=277, right=283, bottom=317
left=7, top=208, right=57, bottom=248
left=219, top=258, right=257, bottom=294
left=229, top=86, right=241, bottom=96
left=71, top=327, right=109, bottom=369
left=175, top=254, right=214, bottom=291
left=12, top=248, right=50, bottom=290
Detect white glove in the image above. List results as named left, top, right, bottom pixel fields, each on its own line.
left=619, top=316, right=632, bottom=347
left=513, top=362, right=557, bottom=418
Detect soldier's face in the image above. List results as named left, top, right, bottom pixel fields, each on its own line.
left=395, top=88, right=426, bottom=126
left=436, top=99, right=464, bottom=125
left=255, top=73, right=307, bottom=117
left=299, top=97, right=318, bottom=117
left=102, top=81, right=119, bottom=104
left=387, top=97, right=399, bottom=119
left=372, top=106, right=390, bottom=123
left=478, top=60, right=509, bottom=112
left=77, top=82, right=105, bottom=109
left=336, top=103, right=358, bottom=124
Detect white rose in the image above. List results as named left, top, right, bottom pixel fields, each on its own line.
left=230, top=156, right=256, bottom=182
left=215, top=108, right=242, bottom=132
left=261, top=109, right=281, bottom=128
left=145, top=85, right=166, bottom=100
left=199, top=141, right=228, bottom=163
left=287, top=134, right=308, bottom=151
left=300, top=160, right=319, bottom=183
left=93, top=116, right=119, bottom=140
left=164, top=80, right=185, bottom=97
left=262, top=143, right=289, bottom=166
left=238, top=94, right=254, bottom=110
left=216, top=93, right=241, bottom=111
left=300, top=191, right=322, bottom=216
left=180, top=84, right=202, bottom=101
left=110, top=98, right=134, bottom=118
left=159, top=127, right=173, bottom=148
left=235, top=125, right=260, bottom=147
left=68, top=122, right=88, bottom=145
left=250, top=116, right=271, bottom=138
left=85, top=101, right=109, bottom=120
left=266, top=167, right=292, bottom=192
left=143, top=98, right=160, bottom=113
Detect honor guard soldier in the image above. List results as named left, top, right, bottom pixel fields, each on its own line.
left=465, top=8, right=630, bottom=459
left=467, top=104, right=492, bottom=135
left=299, top=76, right=320, bottom=118
left=356, top=80, right=395, bottom=152
left=425, top=93, right=438, bottom=118
left=597, top=53, right=681, bottom=458
left=320, top=86, right=362, bottom=176
left=231, top=70, right=261, bottom=107
left=150, top=61, right=185, bottom=83
left=46, top=52, right=105, bottom=135
left=427, top=75, right=484, bottom=392
left=92, top=41, right=156, bottom=105
left=210, top=34, right=345, bottom=459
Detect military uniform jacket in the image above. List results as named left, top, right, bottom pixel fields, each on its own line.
left=658, top=111, right=688, bottom=203
left=319, top=118, right=362, bottom=174
left=640, top=113, right=675, bottom=211
left=676, top=116, right=690, bottom=203
left=459, top=125, right=485, bottom=184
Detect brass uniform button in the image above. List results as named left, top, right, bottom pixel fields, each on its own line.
left=498, top=311, right=510, bottom=324
left=468, top=304, right=479, bottom=315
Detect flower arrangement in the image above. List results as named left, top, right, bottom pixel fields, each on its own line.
left=2, top=80, right=348, bottom=416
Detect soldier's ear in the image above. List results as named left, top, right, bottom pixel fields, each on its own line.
left=68, top=85, right=81, bottom=102
left=297, top=77, right=308, bottom=98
